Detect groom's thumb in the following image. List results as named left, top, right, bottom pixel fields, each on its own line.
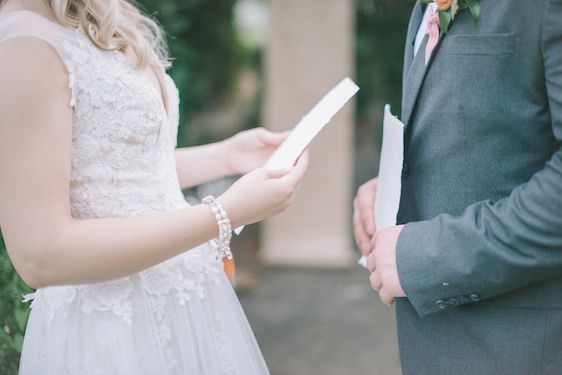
left=379, top=288, right=395, bottom=306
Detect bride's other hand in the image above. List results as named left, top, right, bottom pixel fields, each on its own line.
left=218, top=150, right=309, bottom=228
left=223, top=127, right=290, bottom=175
left=353, top=178, right=377, bottom=256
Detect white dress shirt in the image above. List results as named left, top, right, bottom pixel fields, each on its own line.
left=414, top=3, right=437, bottom=56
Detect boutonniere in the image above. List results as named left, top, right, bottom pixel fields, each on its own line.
left=422, top=0, right=481, bottom=64
left=422, top=0, right=481, bottom=33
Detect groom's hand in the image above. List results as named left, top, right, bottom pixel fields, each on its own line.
left=353, top=178, right=378, bottom=255
left=367, top=225, right=406, bottom=305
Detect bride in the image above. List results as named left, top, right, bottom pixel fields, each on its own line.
left=0, top=0, right=309, bottom=373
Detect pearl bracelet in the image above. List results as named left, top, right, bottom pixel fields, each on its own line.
left=202, top=195, right=233, bottom=262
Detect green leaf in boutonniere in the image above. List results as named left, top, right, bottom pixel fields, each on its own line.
left=464, top=0, right=481, bottom=23
left=438, top=9, right=452, bottom=33
left=422, top=0, right=481, bottom=33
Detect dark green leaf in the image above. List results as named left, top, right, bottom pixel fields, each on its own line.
left=438, top=10, right=453, bottom=33
left=14, top=307, right=28, bottom=333
left=464, top=0, right=481, bottom=23
left=12, top=334, right=23, bottom=353
left=0, top=329, right=19, bottom=352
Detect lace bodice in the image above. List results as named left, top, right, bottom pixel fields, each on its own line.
left=0, top=11, right=222, bottom=325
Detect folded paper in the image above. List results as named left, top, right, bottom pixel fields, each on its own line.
left=235, top=77, right=359, bottom=235
left=358, top=105, right=404, bottom=268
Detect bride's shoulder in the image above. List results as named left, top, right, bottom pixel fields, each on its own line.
left=0, top=38, right=73, bottom=126
left=0, top=10, right=77, bottom=45
left=0, top=13, right=75, bottom=107
left=0, top=32, right=71, bottom=90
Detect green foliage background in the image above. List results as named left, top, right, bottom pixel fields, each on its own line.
left=0, top=1, right=412, bottom=372
left=356, top=0, right=413, bottom=120
left=0, top=233, right=31, bottom=375
left=138, top=0, right=243, bottom=146
left=354, top=0, right=412, bottom=185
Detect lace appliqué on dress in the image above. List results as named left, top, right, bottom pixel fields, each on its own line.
left=4, top=11, right=269, bottom=375
left=26, top=29, right=224, bottom=328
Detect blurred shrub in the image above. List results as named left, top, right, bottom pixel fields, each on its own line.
left=354, top=0, right=413, bottom=185
left=138, top=0, right=243, bottom=146
left=0, top=233, right=31, bottom=375
left=356, top=0, right=413, bottom=122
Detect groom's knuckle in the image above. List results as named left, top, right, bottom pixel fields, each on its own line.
left=377, top=230, right=389, bottom=244
left=358, top=184, right=368, bottom=195
left=372, top=234, right=379, bottom=248
left=370, top=275, right=378, bottom=290
left=359, top=195, right=369, bottom=208
left=379, top=290, right=389, bottom=304
left=352, top=209, right=359, bottom=225
left=367, top=257, right=373, bottom=271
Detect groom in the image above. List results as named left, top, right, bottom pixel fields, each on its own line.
left=354, top=0, right=562, bottom=373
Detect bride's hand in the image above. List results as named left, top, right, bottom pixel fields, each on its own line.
left=218, top=151, right=309, bottom=227
left=223, top=127, right=290, bottom=175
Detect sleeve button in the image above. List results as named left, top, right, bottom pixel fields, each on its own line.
left=447, top=298, right=459, bottom=306
left=436, top=300, right=448, bottom=309
left=469, top=293, right=481, bottom=302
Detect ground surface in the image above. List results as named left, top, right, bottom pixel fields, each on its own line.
left=239, top=267, right=402, bottom=375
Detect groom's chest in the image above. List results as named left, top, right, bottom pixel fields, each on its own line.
left=402, top=0, right=546, bottom=129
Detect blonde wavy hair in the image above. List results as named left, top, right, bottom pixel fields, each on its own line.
left=44, top=0, right=170, bottom=71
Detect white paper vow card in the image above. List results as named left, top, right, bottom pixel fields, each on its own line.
left=358, top=105, right=404, bottom=268
left=265, top=77, right=360, bottom=170
left=235, top=77, right=359, bottom=235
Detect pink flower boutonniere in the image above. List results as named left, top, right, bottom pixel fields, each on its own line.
left=422, top=0, right=481, bottom=33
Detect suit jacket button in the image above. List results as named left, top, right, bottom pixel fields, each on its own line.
left=469, top=294, right=481, bottom=302
left=436, top=300, right=447, bottom=309
left=447, top=298, right=459, bottom=306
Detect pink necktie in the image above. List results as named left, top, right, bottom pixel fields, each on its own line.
left=425, top=11, right=440, bottom=64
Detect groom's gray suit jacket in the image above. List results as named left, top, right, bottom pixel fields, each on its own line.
left=395, top=0, right=562, bottom=373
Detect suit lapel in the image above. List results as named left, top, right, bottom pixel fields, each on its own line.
left=401, top=7, right=444, bottom=127
left=403, top=1, right=424, bottom=83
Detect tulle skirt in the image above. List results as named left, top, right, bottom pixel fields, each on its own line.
left=18, top=246, right=270, bottom=375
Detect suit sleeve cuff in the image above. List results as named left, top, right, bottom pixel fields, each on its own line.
left=396, top=220, right=481, bottom=317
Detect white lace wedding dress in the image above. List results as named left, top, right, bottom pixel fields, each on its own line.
left=0, top=11, right=269, bottom=375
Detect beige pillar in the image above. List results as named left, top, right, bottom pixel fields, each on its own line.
left=262, top=0, right=356, bottom=267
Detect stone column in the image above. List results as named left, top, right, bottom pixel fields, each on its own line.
left=262, top=0, right=356, bottom=267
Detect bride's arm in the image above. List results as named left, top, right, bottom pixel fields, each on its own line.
left=174, top=143, right=232, bottom=188
left=175, top=129, right=288, bottom=189
left=176, top=128, right=288, bottom=189
left=0, top=38, right=308, bottom=289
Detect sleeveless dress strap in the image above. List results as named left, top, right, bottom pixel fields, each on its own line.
left=0, top=11, right=78, bottom=106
